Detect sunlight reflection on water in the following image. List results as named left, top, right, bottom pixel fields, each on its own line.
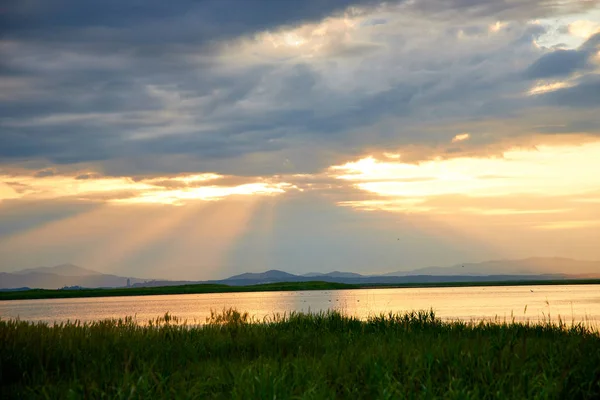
left=1, top=285, right=599, bottom=328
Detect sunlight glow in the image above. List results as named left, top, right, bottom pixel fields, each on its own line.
left=220, top=12, right=367, bottom=62
left=568, top=20, right=600, bottom=39
left=169, top=174, right=222, bottom=183
left=451, top=133, right=470, bottom=143
left=383, top=152, right=401, bottom=159
left=329, top=141, right=600, bottom=213
left=0, top=173, right=292, bottom=205
left=489, top=21, right=507, bottom=33
left=0, top=197, right=266, bottom=280
left=528, top=81, right=574, bottom=95
left=77, top=204, right=206, bottom=272
left=145, top=198, right=261, bottom=278
left=534, top=220, right=600, bottom=230
left=112, top=183, right=291, bottom=205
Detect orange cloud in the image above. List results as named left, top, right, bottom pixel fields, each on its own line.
left=329, top=140, right=600, bottom=214
left=451, top=133, right=470, bottom=143
left=0, top=172, right=293, bottom=205
left=568, top=20, right=600, bottom=39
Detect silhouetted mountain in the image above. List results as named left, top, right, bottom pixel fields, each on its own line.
left=214, top=273, right=569, bottom=286
left=227, top=270, right=298, bottom=281
left=131, top=280, right=193, bottom=288
left=4, top=258, right=598, bottom=290
left=15, top=263, right=99, bottom=276
left=383, top=258, right=600, bottom=277
left=1, top=265, right=147, bottom=290
left=0, top=287, right=31, bottom=292
left=211, top=258, right=599, bottom=286
left=303, top=271, right=365, bottom=278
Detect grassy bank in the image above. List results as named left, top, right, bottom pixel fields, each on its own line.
left=2, top=278, right=600, bottom=301
left=1, top=309, right=599, bottom=399
left=0, top=281, right=358, bottom=301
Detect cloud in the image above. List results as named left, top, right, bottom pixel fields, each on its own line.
left=0, top=171, right=295, bottom=205
left=569, top=20, right=600, bottom=39
left=0, top=0, right=386, bottom=44
left=523, top=49, right=588, bottom=79
left=75, top=173, right=100, bottom=180
left=328, top=141, right=600, bottom=213
left=0, top=0, right=599, bottom=180
left=2, top=0, right=600, bottom=277
left=538, top=76, right=600, bottom=108
left=533, top=220, right=600, bottom=230
left=33, top=169, right=56, bottom=178
left=452, top=133, right=471, bottom=143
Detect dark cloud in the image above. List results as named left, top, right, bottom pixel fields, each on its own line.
left=1, top=0, right=386, bottom=44
left=581, top=32, right=600, bottom=52
left=524, top=32, right=600, bottom=79
left=540, top=78, right=600, bottom=108
left=0, top=0, right=598, bottom=177
left=4, top=181, right=31, bottom=194
left=524, top=49, right=588, bottom=79
left=75, top=173, right=99, bottom=180
left=33, top=169, right=56, bottom=178
left=408, top=0, right=599, bottom=20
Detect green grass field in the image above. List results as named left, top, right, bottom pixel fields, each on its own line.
left=2, top=279, right=600, bottom=301
left=1, top=309, right=599, bottom=399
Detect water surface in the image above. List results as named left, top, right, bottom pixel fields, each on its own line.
left=1, top=284, right=599, bottom=326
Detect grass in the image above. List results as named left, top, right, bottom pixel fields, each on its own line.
left=1, top=309, right=599, bottom=399
left=0, top=281, right=358, bottom=301
left=2, top=278, right=600, bottom=301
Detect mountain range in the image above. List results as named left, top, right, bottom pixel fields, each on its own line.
left=0, top=264, right=146, bottom=290
left=388, top=258, right=600, bottom=277
left=1, top=258, right=599, bottom=290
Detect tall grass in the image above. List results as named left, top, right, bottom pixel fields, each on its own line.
left=1, top=309, right=599, bottom=399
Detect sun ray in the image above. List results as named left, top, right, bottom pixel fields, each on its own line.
left=141, top=196, right=262, bottom=279
left=72, top=203, right=209, bottom=275
left=0, top=206, right=117, bottom=267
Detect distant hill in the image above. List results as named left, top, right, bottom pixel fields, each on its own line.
left=383, top=258, right=600, bottom=277
left=3, top=258, right=598, bottom=290
left=303, top=271, right=365, bottom=278
left=0, top=287, right=31, bottom=292
left=227, top=270, right=298, bottom=282
left=14, top=263, right=100, bottom=277
left=216, top=273, right=569, bottom=286
left=0, top=264, right=147, bottom=290
left=210, top=257, right=599, bottom=286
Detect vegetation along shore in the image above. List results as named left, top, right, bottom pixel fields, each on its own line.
left=1, top=278, right=600, bottom=301
left=1, top=308, right=599, bottom=399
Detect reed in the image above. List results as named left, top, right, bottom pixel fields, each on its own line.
left=1, top=308, right=599, bottom=399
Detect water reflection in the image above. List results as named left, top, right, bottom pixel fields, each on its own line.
left=1, top=285, right=599, bottom=327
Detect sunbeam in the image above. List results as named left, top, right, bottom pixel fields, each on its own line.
left=139, top=196, right=263, bottom=279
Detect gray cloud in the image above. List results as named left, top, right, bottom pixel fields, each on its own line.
left=407, top=0, right=599, bottom=21
left=1, top=0, right=599, bottom=178
left=524, top=49, right=588, bottom=79
left=33, top=169, right=56, bottom=178
left=75, top=173, right=99, bottom=180
left=1, top=0, right=386, bottom=45
left=523, top=32, right=600, bottom=80
left=540, top=77, right=600, bottom=108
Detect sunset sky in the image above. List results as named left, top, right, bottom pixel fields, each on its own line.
left=1, top=0, right=600, bottom=279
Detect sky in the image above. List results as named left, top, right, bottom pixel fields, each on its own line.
left=1, top=0, right=600, bottom=280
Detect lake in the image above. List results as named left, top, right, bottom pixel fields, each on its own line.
left=1, top=284, right=599, bottom=327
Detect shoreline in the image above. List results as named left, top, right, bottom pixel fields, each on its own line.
left=2, top=309, right=599, bottom=398
left=2, top=278, right=600, bottom=301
